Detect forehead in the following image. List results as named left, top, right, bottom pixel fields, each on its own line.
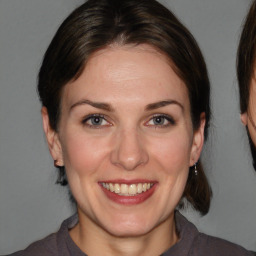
left=62, top=44, right=189, bottom=108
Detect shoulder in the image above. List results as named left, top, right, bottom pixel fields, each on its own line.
left=174, top=211, right=254, bottom=256
left=6, top=233, right=58, bottom=256
left=6, top=214, right=79, bottom=256
left=5, top=214, right=79, bottom=256
left=191, top=233, right=254, bottom=256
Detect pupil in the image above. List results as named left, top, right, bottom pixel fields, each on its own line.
left=154, top=117, right=163, bottom=125
left=92, top=117, right=101, bottom=125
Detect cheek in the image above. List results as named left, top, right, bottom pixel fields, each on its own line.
left=148, top=134, right=191, bottom=214
left=248, top=82, right=256, bottom=119
left=247, top=96, right=256, bottom=145
left=248, top=123, right=256, bottom=146
left=60, top=131, right=111, bottom=176
left=149, top=133, right=192, bottom=172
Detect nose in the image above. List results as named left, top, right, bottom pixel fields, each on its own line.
left=110, top=128, right=149, bottom=171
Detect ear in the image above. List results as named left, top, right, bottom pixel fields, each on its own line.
left=240, top=112, right=248, bottom=126
left=41, top=107, right=64, bottom=166
left=189, top=113, right=206, bottom=166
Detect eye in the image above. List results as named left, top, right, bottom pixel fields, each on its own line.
left=82, top=114, right=111, bottom=128
left=146, top=114, right=175, bottom=127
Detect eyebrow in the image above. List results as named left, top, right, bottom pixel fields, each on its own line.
left=70, top=99, right=113, bottom=112
left=70, top=99, right=183, bottom=112
left=145, top=100, right=183, bottom=111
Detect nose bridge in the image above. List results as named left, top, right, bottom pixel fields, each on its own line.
left=111, top=126, right=148, bottom=170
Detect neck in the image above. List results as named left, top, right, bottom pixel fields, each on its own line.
left=69, top=210, right=178, bottom=256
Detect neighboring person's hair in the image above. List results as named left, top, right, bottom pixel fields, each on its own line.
left=237, top=0, right=256, bottom=170
left=38, top=0, right=211, bottom=215
left=237, top=0, right=256, bottom=114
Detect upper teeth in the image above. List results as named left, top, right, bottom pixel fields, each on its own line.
left=102, top=182, right=153, bottom=196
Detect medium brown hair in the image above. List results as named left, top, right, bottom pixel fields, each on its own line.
left=237, top=0, right=256, bottom=113
left=38, top=0, right=212, bottom=215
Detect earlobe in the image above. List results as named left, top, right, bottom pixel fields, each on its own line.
left=190, top=113, right=205, bottom=166
left=41, top=107, right=64, bottom=165
left=240, top=112, right=248, bottom=126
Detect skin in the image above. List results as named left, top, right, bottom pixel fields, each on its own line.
left=241, top=73, right=256, bottom=145
left=42, top=44, right=205, bottom=256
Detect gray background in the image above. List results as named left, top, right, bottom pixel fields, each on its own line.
left=1, top=0, right=256, bottom=254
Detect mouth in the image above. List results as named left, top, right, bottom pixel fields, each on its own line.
left=99, top=180, right=157, bottom=205
left=101, top=182, right=154, bottom=196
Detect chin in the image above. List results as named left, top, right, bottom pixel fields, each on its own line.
left=105, top=224, right=151, bottom=238
left=102, top=215, right=155, bottom=237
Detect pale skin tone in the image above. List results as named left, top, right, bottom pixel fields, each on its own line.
left=42, top=44, right=205, bottom=256
left=241, top=71, right=256, bottom=147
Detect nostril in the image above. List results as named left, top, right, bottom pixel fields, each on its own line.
left=111, top=155, right=146, bottom=171
left=110, top=144, right=149, bottom=170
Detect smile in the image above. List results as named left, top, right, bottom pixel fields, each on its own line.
left=99, top=180, right=157, bottom=205
left=101, top=182, right=154, bottom=196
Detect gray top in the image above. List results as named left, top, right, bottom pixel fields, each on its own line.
left=7, top=211, right=254, bottom=256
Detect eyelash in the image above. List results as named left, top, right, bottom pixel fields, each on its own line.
left=82, top=114, right=111, bottom=128
left=82, top=113, right=175, bottom=129
left=145, top=114, right=175, bottom=128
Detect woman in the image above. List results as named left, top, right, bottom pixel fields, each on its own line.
left=237, top=3, right=256, bottom=253
left=237, top=0, right=256, bottom=171
left=10, top=0, right=253, bottom=255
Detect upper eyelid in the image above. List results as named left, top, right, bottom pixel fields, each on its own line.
left=151, top=113, right=175, bottom=120
left=83, top=113, right=104, bottom=118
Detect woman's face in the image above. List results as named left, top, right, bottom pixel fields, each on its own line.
left=43, top=44, right=204, bottom=237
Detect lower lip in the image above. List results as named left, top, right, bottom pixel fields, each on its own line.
left=100, top=184, right=157, bottom=205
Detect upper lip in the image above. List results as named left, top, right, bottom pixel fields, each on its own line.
left=98, top=179, right=157, bottom=185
